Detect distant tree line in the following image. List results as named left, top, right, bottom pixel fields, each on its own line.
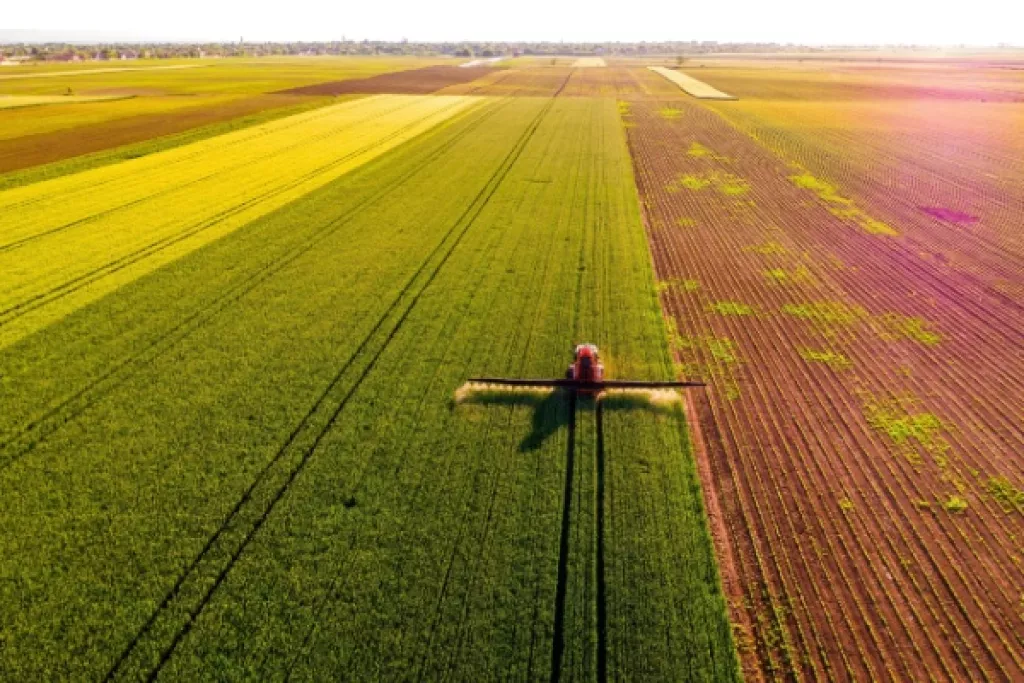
left=0, top=40, right=846, bottom=63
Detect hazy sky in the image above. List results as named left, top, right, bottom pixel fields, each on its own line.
left=6, top=0, right=1023, bottom=45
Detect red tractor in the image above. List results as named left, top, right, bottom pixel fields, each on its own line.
left=468, top=343, right=702, bottom=396
left=566, top=343, right=604, bottom=384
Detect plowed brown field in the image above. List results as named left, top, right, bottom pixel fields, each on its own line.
left=280, top=65, right=493, bottom=95
left=620, top=69, right=1023, bottom=681
left=0, top=94, right=316, bottom=174
left=440, top=67, right=575, bottom=96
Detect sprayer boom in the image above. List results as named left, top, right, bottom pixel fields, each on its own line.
left=465, top=344, right=704, bottom=395
left=467, top=377, right=705, bottom=390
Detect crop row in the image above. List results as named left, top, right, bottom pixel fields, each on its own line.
left=622, top=95, right=1023, bottom=681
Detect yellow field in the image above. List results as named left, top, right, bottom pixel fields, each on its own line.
left=0, top=94, right=127, bottom=109
left=0, top=64, right=206, bottom=81
left=648, top=66, right=736, bottom=100
left=0, top=94, right=483, bottom=348
left=572, top=57, right=607, bottom=67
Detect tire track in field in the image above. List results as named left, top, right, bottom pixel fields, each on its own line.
left=594, top=400, right=608, bottom=683
left=0, top=99, right=509, bottom=474
left=103, top=95, right=556, bottom=682
left=0, top=98, right=476, bottom=336
left=549, top=391, right=578, bottom=683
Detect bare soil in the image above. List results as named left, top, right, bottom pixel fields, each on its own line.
left=278, top=66, right=494, bottom=96
left=0, top=94, right=313, bottom=174
left=622, top=90, right=1024, bottom=681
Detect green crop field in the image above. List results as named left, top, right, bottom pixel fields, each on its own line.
left=0, top=57, right=444, bottom=95
left=0, top=83, right=736, bottom=679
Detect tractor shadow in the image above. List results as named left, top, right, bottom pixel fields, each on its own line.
left=453, top=386, right=682, bottom=452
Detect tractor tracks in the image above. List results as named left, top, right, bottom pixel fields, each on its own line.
left=549, top=391, right=577, bottom=683
left=594, top=400, right=608, bottom=683
left=103, top=95, right=557, bottom=682
left=550, top=397, right=608, bottom=683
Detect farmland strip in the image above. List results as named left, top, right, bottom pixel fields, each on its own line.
left=648, top=67, right=737, bottom=100
left=0, top=95, right=333, bottom=191
left=0, top=64, right=206, bottom=81
left=0, top=95, right=482, bottom=349
left=0, top=94, right=314, bottom=175
left=0, top=97, right=510, bottom=474
left=278, top=65, right=495, bottom=96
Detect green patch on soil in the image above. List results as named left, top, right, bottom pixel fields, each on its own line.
left=656, top=278, right=701, bottom=294
left=745, top=240, right=788, bottom=256
left=986, top=476, right=1023, bottom=514
left=679, top=173, right=713, bottom=190
left=942, top=495, right=969, bottom=513
left=658, top=107, right=683, bottom=120
left=708, top=301, right=755, bottom=316
left=877, top=313, right=942, bottom=346
left=790, top=172, right=850, bottom=204
left=677, top=217, right=697, bottom=228
left=798, top=348, right=852, bottom=371
left=673, top=334, right=741, bottom=400
left=764, top=265, right=815, bottom=286
left=686, top=141, right=728, bottom=160
left=706, top=338, right=739, bottom=365
left=782, top=301, right=866, bottom=327
left=671, top=171, right=749, bottom=197
left=863, top=395, right=951, bottom=465
left=790, top=171, right=899, bottom=236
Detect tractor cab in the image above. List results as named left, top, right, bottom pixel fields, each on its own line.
left=567, top=343, right=605, bottom=385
